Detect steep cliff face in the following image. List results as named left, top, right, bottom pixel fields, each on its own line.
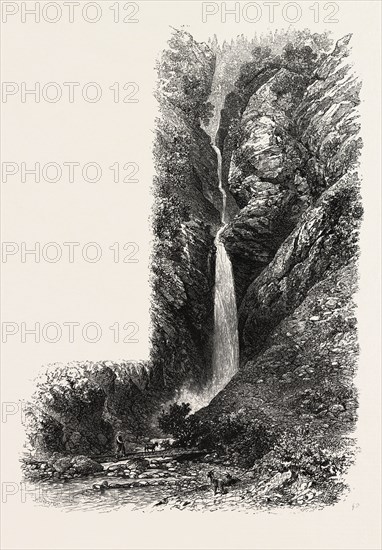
left=219, top=64, right=311, bottom=301
left=200, top=34, right=362, bottom=444
left=150, top=30, right=221, bottom=394
left=219, top=34, right=361, bottom=306
left=227, top=66, right=308, bottom=199
left=217, top=65, right=281, bottom=196
left=238, top=174, right=361, bottom=364
left=295, top=34, right=362, bottom=196
left=151, top=110, right=219, bottom=395
left=219, top=63, right=310, bottom=302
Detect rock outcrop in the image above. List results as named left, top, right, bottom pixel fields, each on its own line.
left=295, top=34, right=362, bottom=196
left=221, top=182, right=298, bottom=304
left=200, top=34, right=362, bottom=449
left=238, top=174, right=361, bottom=363
left=219, top=34, right=361, bottom=305
left=26, top=360, right=154, bottom=455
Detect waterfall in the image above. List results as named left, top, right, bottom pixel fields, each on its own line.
left=175, top=139, right=239, bottom=411
left=213, top=145, right=227, bottom=224
left=209, top=145, right=239, bottom=399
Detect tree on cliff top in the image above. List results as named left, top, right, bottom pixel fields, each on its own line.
left=156, top=28, right=215, bottom=126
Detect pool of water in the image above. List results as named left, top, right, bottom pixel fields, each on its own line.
left=25, top=475, right=178, bottom=513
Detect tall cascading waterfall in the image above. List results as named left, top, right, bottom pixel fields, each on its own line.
left=175, top=136, right=239, bottom=411
left=208, top=144, right=239, bottom=400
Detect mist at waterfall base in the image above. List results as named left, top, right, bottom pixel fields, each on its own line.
left=175, top=144, right=239, bottom=413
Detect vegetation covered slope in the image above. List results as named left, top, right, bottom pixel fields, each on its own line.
left=195, top=33, right=362, bottom=499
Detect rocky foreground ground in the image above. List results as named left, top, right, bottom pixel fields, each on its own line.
left=22, top=449, right=351, bottom=512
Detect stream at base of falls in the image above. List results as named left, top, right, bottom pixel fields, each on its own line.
left=24, top=459, right=253, bottom=512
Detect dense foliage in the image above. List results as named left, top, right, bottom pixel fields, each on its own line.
left=156, top=28, right=215, bottom=125
left=25, top=361, right=151, bottom=455
left=158, top=403, right=355, bottom=485
left=150, top=28, right=217, bottom=395
left=158, top=404, right=275, bottom=466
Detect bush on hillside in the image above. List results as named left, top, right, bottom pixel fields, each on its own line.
left=158, top=405, right=275, bottom=465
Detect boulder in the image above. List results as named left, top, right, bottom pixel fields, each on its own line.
left=258, top=470, right=292, bottom=494
left=71, top=456, right=103, bottom=475
left=52, top=457, right=72, bottom=473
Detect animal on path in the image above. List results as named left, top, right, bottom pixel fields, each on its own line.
left=144, top=441, right=159, bottom=452
left=207, top=470, right=237, bottom=495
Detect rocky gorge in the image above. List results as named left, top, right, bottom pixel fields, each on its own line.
left=24, top=28, right=362, bottom=510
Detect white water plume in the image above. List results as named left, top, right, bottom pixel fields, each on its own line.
left=176, top=136, right=239, bottom=412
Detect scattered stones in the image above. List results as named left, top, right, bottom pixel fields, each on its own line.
left=23, top=454, right=104, bottom=481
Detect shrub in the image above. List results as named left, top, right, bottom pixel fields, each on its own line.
left=158, top=405, right=275, bottom=466
left=159, top=403, right=217, bottom=448
left=272, top=429, right=353, bottom=483
left=234, top=422, right=276, bottom=467
left=158, top=402, right=191, bottom=440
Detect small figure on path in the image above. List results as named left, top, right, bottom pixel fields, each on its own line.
left=115, top=432, right=126, bottom=458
